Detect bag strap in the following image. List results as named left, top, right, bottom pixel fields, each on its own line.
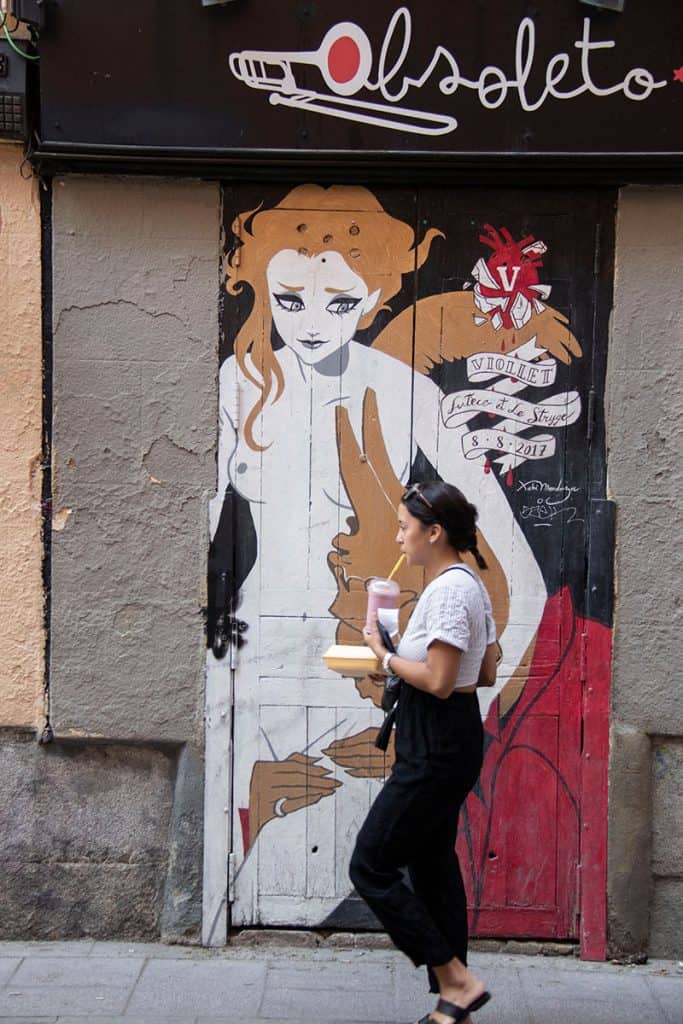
left=439, top=564, right=476, bottom=580
left=374, top=706, right=397, bottom=751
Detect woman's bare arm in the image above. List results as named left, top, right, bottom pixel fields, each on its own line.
left=364, top=630, right=463, bottom=700
left=477, top=642, right=499, bottom=688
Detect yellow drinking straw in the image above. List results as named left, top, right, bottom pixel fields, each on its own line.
left=387, top=554, right=405, bottom=581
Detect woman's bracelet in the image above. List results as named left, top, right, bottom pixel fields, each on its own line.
left=382, top=651, right=395, bottom=675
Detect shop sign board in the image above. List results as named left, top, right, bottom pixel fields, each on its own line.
left=37, top=1, right=683, bottom=176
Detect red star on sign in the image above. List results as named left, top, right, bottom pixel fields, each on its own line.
left=674, top=66, right=683, bottom=83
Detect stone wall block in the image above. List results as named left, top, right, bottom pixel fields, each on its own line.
left=649, top=879, right=683, bottom=959
left=607, top=723, right=651, bottom=958
left=0, top=730, right=180, bottom=940
left=652, top=739, right=683, bottom=877
left=606, top=375, right=683, bottom=499
left=610, top=622, right=682, bottom=734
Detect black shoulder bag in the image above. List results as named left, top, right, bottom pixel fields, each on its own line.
left=374, top=620, right=402, bottom=751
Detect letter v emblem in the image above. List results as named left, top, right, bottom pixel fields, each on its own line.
left=498, top=265, right=521, bottom=292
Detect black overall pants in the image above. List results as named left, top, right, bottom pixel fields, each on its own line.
left=349, top=686, right=483, bottom=984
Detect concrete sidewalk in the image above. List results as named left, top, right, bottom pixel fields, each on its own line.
left=0, top=939, right=680, bottom=1024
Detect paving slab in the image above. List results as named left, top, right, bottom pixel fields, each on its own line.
left=56, top=1018, right=196, bottom=1024
left=526, top=998, right=665, bottom=1024
left=0, top=944, right=94, bottom=960
left=266, top=959, right=396, bottom=992
left=520, top=964, right=660, bottom=1001
left=89, top=942, right=204, bottom=959
left=10, top=956, right=144, bottom=989
left=644, top=974, right=683, bottom=1024
left=125, top=959, right=266, bottom=1018
left=0, top=1018, right=57, bottom=1024
left=0, top=961, right=21, bottom=987
left=0, top=984, right=129, bottom=1017
left=259, top=984, right=398, bottom=1022
left=195, top=1019, right=313, bottom=1024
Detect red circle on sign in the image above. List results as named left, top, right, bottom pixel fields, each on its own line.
left=328, top=36, right=361, bottom=84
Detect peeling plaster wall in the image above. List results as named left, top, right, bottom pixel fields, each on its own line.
left=606, top=187, right=683, bottom=959
left=0, top=144, right=44, bottom=727
left=14, top=176, right=223, bottom=941
left=51, top=177, right=219, bottom=742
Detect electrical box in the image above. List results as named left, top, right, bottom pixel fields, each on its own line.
left=0, top=39, right=28, bottom=140
left=3, top=0, right=46, bottom=28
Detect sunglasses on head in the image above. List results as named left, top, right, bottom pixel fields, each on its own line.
left=402, top=483, right=434, bottom=510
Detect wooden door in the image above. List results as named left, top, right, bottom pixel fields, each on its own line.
left=208, top=183, right=614, bottom=942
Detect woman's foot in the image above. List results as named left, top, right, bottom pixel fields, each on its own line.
left=429, top=958, right=489, bottom=1024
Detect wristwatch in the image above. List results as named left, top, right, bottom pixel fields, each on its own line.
left=382, top=651, right=395, bottom=675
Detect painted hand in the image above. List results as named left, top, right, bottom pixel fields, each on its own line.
left=329, top=388, right=423, bottom=643
left=248, top=753, right=341, bottom=845
left=323, top=727, right=395, bottom=778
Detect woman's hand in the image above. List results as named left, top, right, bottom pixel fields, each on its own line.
left=363, top=624, right=387, bottom=661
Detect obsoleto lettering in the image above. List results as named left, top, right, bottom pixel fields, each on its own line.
left=228, top=8, right=669, bottom=136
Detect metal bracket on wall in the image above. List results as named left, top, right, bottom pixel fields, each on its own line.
left=580, top=0, right=625, bottom=11
left=227, top=851, right=236, bottom=903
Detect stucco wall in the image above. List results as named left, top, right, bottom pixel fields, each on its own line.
left=50, top=176, right=219, bottom=742
left=0, top=144, right=44, bottom=727
left=606, top=187, right=683, bottom=959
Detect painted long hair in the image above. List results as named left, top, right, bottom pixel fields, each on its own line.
left=226, top=185, right=443, bottom=450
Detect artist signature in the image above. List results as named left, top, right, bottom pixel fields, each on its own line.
left=517, top=480, right=582, bottom=527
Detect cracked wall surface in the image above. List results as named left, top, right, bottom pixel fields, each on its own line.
left=606, top=186, right=683, bottom=959
left=0, top=145, right=44, bottom=727
left=51, top=177, right=220, bottom=742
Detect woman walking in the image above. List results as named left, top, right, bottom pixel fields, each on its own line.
left=353, top=481, right=498, bottom=1023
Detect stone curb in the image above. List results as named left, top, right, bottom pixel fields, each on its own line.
left=227, top=930, right=578, bottom=957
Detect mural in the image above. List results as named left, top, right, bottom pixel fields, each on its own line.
left=208, top=184, right=612, bottom=935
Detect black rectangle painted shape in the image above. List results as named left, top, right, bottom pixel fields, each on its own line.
left=586, top=499, right=616, bottom=625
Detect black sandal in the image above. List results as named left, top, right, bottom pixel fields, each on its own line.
left=418, top=993, right=492, bottom=1024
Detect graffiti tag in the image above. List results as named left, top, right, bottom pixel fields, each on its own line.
left=518, top=480, right=583, bottom=527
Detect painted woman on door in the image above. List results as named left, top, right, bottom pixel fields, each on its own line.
left=209, top=184, right=588, bottom=928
